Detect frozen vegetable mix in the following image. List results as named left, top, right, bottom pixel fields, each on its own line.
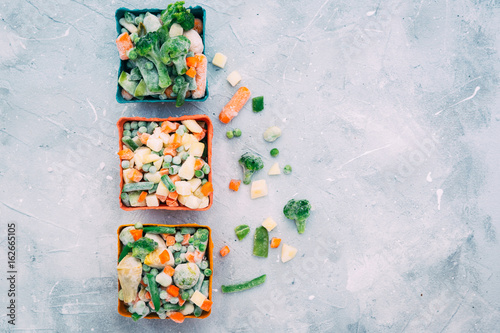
left=115, top=2, right=206, bottom=105
left=118, top=119, right=212, bottom=209
left=283, top=199, right=311, bottom=234
left=118, top=225, right=212, bottom=321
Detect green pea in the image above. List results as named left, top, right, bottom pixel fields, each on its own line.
left=233, top=128, right=242, bottom=137
left=270, top=148, right=279, bottom=157
left=201, top=164, right=210, bottom=174
left=138, top=126, right=147, bottom=133
left=195, top=170, right=204, bottom=178
left=124, top=122, right=131, bottom=130
left=138, top=121, right=147, bottom=127
left=284, top=165, right=292, bottom=175
left=198, top=243, right=206, bottom=252
left=121, top=160, right=130, bottom=169
left=204, top=269, right=212, bottom=277
left=172, top=156, right=182, bottom=165
left=130, top=121, right=138, bottom=130
left=226, top=131, right=234, bottom=139
left=134, top=222, right=143, bottom=229
left=149, top=166, right=157, bottom=173
left=123, top=130, right=132, bottom=137
left=142, top=264, right=151, bottom=272
left=164, top=155, right=173, bottom=163
left=142, top=163, right=152, bottom=172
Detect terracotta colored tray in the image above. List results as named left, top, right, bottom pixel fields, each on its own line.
left=117, top=115, right=213, bottom=211
left=117, top=223, right=213, bottom=320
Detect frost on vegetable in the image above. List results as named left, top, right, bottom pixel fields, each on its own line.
left=283, top=199, right=312, bottom=234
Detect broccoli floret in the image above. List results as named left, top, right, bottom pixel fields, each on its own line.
left=135, top=32, right=172, bottom=88
left=159, top=36, right=190, bottom=75
left=239, top=152, right=264, bottom=185
left=160, top=1, right=195, bottom=30
left=283, top=199, right=311, bottom=234
left=172, top=76, right=189, bottom=107
left=131, top=237, right=158, bottom=262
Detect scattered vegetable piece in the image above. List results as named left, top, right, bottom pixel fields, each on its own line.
left=221, top=274, right=266, bottom=293
left=116, top=32, right=134, bottom=60
left=252, top=226, right=269, bottom=258
left=212, top=52, right=227, bottom=68
left=219, top=87, right=251, bottom=124
left=270, top=237, right=281, bottom=248
left=229, top=179, right=241, bottom=192
left=226, top=130, right=234, bottom=139
left=281, top=243, right=298, bottom=263
left=130, top=229, right=143, bottom=241
left=146, top=273, right=161, bottom=311
left=220, top=245, right=230, bottom=257
left=159, top=249, right=171, bottom=264
left=233, top=128, right=242, bottom=137
left=250, top=179, right=268, bottom=199
left=283, top=199, right=311, bottom=234
left=227, top=70, right=242, bottom=86
left=192, top=54, right=207, bottom=99
left=283, top=164, right=292, bottom=175
left=252, top=96, right=264, bottom=112
left=169, top=312, right=185, bottom=323
left=263, top=126, right=282, bottom=142
left=239, top=152, right=264, bottom=185
left=270, top=148, right=279, bottom=157
left=164, top=265, right=175, bottom=276
left=167, top=284, right=180, bottom=297
left=261, top=217, right=277, bottom=232
left=234, top=224, right=250, bottom=241
left=268, top=162, right=281, bottom=175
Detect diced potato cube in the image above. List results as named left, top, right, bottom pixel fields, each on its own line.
left=198, top=196, right=209, bottom=209
left=250, top=180, right=268, bottom=199
left=129, top=157, right=135, bottom=169
left=181, top=120, right=203, bottom=133
left=189, top=142, right=205, bottom=157
left=268, top=162, right=281, bottom=175
left=159, top=133, right=170, bottom=146
left=143, top=13, right=162, bottom=32
left=146, top=194, right=159, bottom=207
left=147, top=137, right=163, bottom=152
left=212, top=52, right=228, bottom=69
left=153, top=156, right=163, bottom=170
left=142, top=154, right=161, bottom=164
left=190, top=290, right=206, bottom=307
left=227, top=71, right=241, bottom=86
left=193, top=186, right=204, bottom=199
left=144, top=172, right=162, bottom=184
left=281, top=244, right=297, bottom=263
left=188, top=178, right=202, bottom=192
left=153, top=127, right=163, bottom=138
left=262, top=217, right=277, bottom=231
left=178, top=156, right=196, bottom=180
left=156, top=180, right=169, bottom=197
left=178, top=195, right=189, bottom=205
left=133, top=147, right=151, bottom=169
left=184, top=195, right=202, bottom=209
left=181, top=133, right=196, bottom=150
left=169, top=23, right=183, bottom=37
left=175, top=181, right=192, bottom=195
left=123, top=169, right=133, bottom=184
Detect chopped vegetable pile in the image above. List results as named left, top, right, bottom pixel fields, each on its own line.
left=119, top=119, right=212, bottom=209
left=118, top=225, right=212, bottom=322
left=115, top=1, right=206, bottom=106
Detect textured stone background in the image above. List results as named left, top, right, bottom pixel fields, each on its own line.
left=1, top=0, right=499, bottom=331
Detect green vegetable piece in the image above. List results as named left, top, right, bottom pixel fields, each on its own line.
left=135, top=32, right=172, bottom=88
left=234, top=224, right=250, bottom=241
left=129, top=67, right=142, bottom=81
left=150, top=268, right=159, bottom=276
left=131, top=237, right=158, bottom=262
left=221, top=274, right=267, bottom=293
left=134, top=222, right=143, bottom=229
left=195, top=170, right=204, bottom=178
left=201, top=164, right=210, bottom=175
left=194, top=272, right=204, bottom=292
left=131, top=312, right=143, bottom=321
left=130, top=121, right=138, bottom=130
left=180, top=227, right=196, bottom=235
left=233, top=128, right=242, bottom=137
left=204, top=268, right=212, bottom=277
left=193, top=305, right=202, bottom=317
left=142, top=226, right=176, bottom=234
left=201, top=280, right=209, bottom=298
left=133, top=80, right=158, bottom=97
left=160, top=1, right=195, bottom=30
left=184, top=74, right=197, bottom=90
left=146, top=273, right=161, bottom=311
left=181, top=291, right=189, bottom=300
left=137, top=22, right=146, bottom=37
left=118, top=71, right=139, bottom=96
left=160, top=174, right=176, bottom=192
left=171, top=75, right=189, bottom=107
left=252, top=96, right=264, bottom=112
left=124, top=12, right=136, bottom=24
left=199, top=260, right=208, bottom=270
left=163, top=303, right=180, bottom=311
left=283, top=164, right=292, bottom=175
left=252, top=226, right=269, bottom=258
left=283, top=199, right=311, bottom=234
left=134, top=57, right=163, bottom=93
left=118, top=243, right=133, bottom=262
left=122, top=137, right=138, bottom=151
left=121, top=193, right=131, bottom=207
left=148, top=183, right=159, bottom=194
left=239, top=152, right=264, bottom=185
left=226, top=130, right=234, bottom=139
left=270, top=148, right=279, bottom=157
left=142, top=264, right=151, bottom=272
left=122, top=182, right=154, bottom=192
left=198, top=243, right=206, bottom=252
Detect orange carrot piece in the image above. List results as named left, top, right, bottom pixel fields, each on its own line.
left=129, top=169, right=143, bottom=182
left=193, top=129, right=206, bottom=141
left=161, top=121, right=179, bottom=133
left=169, top=175, right=181, bottom=183
left=194, top=250, right=204, bottom=262
left=270, top=237, right=281, bottom=248
left=156, top=194, right=167, bottom=203
left=229, top=179, right=241, bottom=191
left=129, top=229, right=143, bottom=241
left=138, top=191, right=147, bottom=202
left=166, top=236, right=176, bottom=246
left=159, top=250, right=171, bottom=264
left=201, top=182, right=213, bottom=196
left=185, top=252, right=195, bottom=263
left=121, top=89, right=134, bottom=101
left=140, top=280, right=147, bottom=287
left=116, top=32, right=133, bottom=60
left=200, top=299, right=213, bottom=311
left=159, top=168, right=170, bottom=176
left=169, top=312, right=185, bottom=323
left=138, top=132, right=150, bottom=145
left=219, top=87, right=251, bottom=124
left=144, top=291, right=151, bottom=300
left=164, top=85, right=175, bottom=99
left=193, top=18, right=203, bottom=34
left=192, top=54, right=207, bottom=99
left=166, top=199, right=179, bottom=207
left=185, top=67, right=196, bottom=78
left=181, top=234, right=190, bottom=246
left=163, top=146, right=178, bottom=157
left=220, top=245, right=230, bottom=257
left=178, top=298, right=186, bottom=306
left=186, top=56, right=198, bottom=68
left=194, top=158, right=204, bottom=170
left=163, top=265, right=175, bottom=276
left=171, top=133, right=182, bottom=148
left=118, top=148, right=134, bottom=160
left=166, top=285, right=179, bottom=297
left=168, top=191, right=179, bottom=200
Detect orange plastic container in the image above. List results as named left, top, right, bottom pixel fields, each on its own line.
left=117, top=223, right=213, bottom=320
left=117, top=115, right=213, bottom=211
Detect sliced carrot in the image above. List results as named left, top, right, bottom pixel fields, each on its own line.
left=117, top=148, right=134, bottom=160
left=193, top=18, right=203, bottom=34
left=159, top=250, right=171, bottom=264
left=156, top=194, right=167, bottom=203
left=200, top=182, right=213, bottom=196
left=181, top=234, right=190, bottom=246
left=138, top=191, right=148, bottom=202
left=194, top=158, right=204, bottom=170
left=193, top=129, right=206, bottom=141
left=129, top=229, right=143, bottom=241
left=166, top=199, right=179, bottom=207
left=164, top=85, right=175, bottom=99
left=116, top=32, right=133, bottom=60
left=192, top=54, right=207, bottom=99
left=169, top=175, right=181, bottom=183
left=163, top=145, right=178, bottom=157
left=166, top=285, right=179, bottom=297
left=229, top=179, right=241, bottom=191
left=194, top=250, right=204, bottom=262
left=129, top=169, right=143, bottom=182
left=185, top=67, right=196, bottom=78
left=140, top=280, right=147, bottom=287
left=200, top=299, right=213, bottom=311
left=220, top=245, right=230, bottom=257
left=163, top=265, right=175, bottom=276
left=178, top=298, right=186, bottom=306
left=138, top=132, right=150, bottom=145
left=171, top=133, right=182, bottom=148
left=121, top=88, right=134, bottom=101
left=159, top=168, right=170, bottom=176
left=270, top=237, right=281, bottom=248
left=186, top=56, right=198, bottom=68
left=185, top=252, right=195, bottom=263
left=219, top=87, right=251, bottom=124
left=161, top=121, right=179, bottom=133
left=169, top=312, right=185, bottom=324
left=144, top=291, right=151, bottom=300
left=168, top=191, right=179, bottom=200
left=166, top=235, right=176, bottom=246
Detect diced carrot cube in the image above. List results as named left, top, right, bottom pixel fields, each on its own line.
left=165, top=236, right=176, bottom=246
left=117, top=148, right=134, bottom=160
left=169, top=312, right=184, bottom=323
left=163, top=265, right=175, bottom=276
left=169, top=175, right=181, bottom=183
left=178, top=298, right=186, bottom=306
left=185, top=252, right=195, bottom=263
left=194, top=158, right=204, bottom=171
left=116, top=32, right=133, bottom=60
left=186, top=67, right=196, bottom=78
left=163, top=146, right=178, bottom=157
left=201, top=182, right=213, bottom=196
left=161, top=121, right=179, bottom=133
left=193, top=129, right=206, bottom=141
left=167, top=285, right=179, bottom=297
left=159, top=250, right=170, bottom=264
left=220, top=245, right=230, bottom=257
left=138, top=132, right=150, bottom=145
left=168, top=191, right=179, bottom=200
left=138, top=191, right=147, bottom=202
left=130, top=169, right=143, bottom=182
left=229, top=179, right=241, bottom=191
left=270, top=237, right=281, bottom=248
left=186, top=56, right=198, bottom=67
left=129, top=229, right=143, bottom=241
left=200, top=299, right=213, bottom=311
left=156, top=194, right=167, bottom=203
left=144, top=291, right=151, bottom=300
left=181, top=234, right=190, bottom=246
left=166, top=198, right=179, bottom=207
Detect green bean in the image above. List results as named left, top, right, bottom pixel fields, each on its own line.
left=146, top=274, right=161, bottom=311
left=118, top=243, right=133, bottom=262
left=234, top=224, right=250, bottom=241
left=148, top=183, right=158, bottom=194
left=160, top=175, right=176, bottom=192
left=142, top=226, right=176, bottom=234
left=252, top=227, right=269, bottom=258
left=122, top=182, right=154, bottom=192
left=201, top=280, right=209, bottom=298
left=121, top=193, right=131, bottom=207
left=221, top=274, right=266, bottom=293
left=122, top=137, right=138, bottom=151
left=180, top=227, right=196, bottom=235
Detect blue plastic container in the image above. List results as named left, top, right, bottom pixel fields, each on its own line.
left=114, top=6, right=208, bottom=104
